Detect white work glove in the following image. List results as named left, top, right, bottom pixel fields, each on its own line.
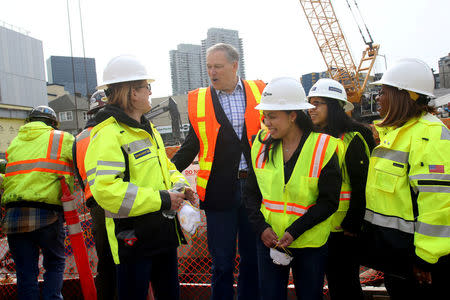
left=178, top=202, right=201, bottom=235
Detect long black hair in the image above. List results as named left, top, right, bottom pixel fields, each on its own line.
left=318, top=98, right=376, bottom=151
left=258, top=110, right=314, bottom=163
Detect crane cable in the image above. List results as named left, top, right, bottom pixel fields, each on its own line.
left=345, top=0, right=374, bottom=48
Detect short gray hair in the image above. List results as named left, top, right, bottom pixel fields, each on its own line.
left=206, top=43, right=239, bottom=63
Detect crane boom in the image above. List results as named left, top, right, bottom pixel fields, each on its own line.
left=299, top=0, right=379, bottom=105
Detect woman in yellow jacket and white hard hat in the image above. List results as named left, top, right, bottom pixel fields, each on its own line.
left=362, top=58, right=450, bottom=300
left=84, top=55, right=194, bottom=300
left=245, top=77, right=341, bottom=300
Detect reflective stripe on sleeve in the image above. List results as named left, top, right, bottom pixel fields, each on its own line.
left=97, top=161, right=125, bottom=168
left=364, top=209, right=414, bottom=234
left=416, top=221, right=450, bottom=238
left=117, top=183, right=139, bottom=217
left=96, top=170, right=122, bottom=176
left=372, top=148, right=409, bottom=164
left=86, top=168, right=96, bottom=177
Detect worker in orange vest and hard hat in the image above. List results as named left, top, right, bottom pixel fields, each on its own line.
left=172, top=43, right=265, bottom=300
left=72, top=90, right=116, bottom=300
left=1, top=106, right=74, bottom=300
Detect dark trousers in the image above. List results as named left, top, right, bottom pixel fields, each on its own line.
left=7, top=216, right=66, bottom=300
left=116, top=248, right=180, bottom=300
left=205, top=179, right=259, bottom=300
left=325, top=232, right=363, bottom=300
left=256, top=239, right=327, bottom=300
left=90, top=204, right=117, bottom=300
left=384, top=254, right=450, bottom=300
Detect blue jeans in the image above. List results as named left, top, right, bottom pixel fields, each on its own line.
left=256, top=239, right=327, bottom=300
left=7, top=216, right=66, bottom=300
left=116, top=248, right=179, bottom=300
left=205, top=179, right=259, bottom=300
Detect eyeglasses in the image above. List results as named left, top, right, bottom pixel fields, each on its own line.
left=378, top=90, right=384, bottom=96
left=309, top=100, right=327, bottom=107
left=136, top=84, right=151, bottom=91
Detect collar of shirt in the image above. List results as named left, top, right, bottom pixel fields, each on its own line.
left=217, top=77, right=243, bottom=96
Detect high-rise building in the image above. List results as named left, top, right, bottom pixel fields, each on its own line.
left=170, top=44, right=203, bottom=95
left=46, top=56, right=97, bottom=97
left=201, top=28, right=246, bottom=86
left=438, top=53, right=450, bottom=89
left=301, top=71, right=329, bottom=95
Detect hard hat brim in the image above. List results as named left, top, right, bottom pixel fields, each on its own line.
left=97, top=77, right=155, bottom=90
left=255, top=102, right=315, bottom=111
left=370, top=80, right=435, bottom=98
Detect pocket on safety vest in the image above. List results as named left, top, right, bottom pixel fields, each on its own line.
left=254, top=168, right=272, bottom=197
left=373, top=159, right=407, bottom=193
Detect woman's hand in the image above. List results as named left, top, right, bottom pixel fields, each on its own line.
left=184, top=187, right=196, bottom=205
left=413, top=265, right=432, bottom=285
left=277, top=232, right=294, bottom=248
left=168, top=192, right=185, bottom=211
left=261, top=227, right=278, bottom=248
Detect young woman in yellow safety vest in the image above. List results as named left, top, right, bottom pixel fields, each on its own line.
left=84, top=55, right=195, bottom=300
left=307, top=78, right=376, bottom=300
left=361, top=58, right=450, bottom=300
left=244, top=77, right=342, bottom=300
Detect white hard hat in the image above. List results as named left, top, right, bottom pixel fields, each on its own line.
left=97, top=55, right=155, bottom=89
left=307, top=78, right=354, bottom=112
left=371, top=58, right=434, bottom=98
left=255, top=77, right=315, bottom=111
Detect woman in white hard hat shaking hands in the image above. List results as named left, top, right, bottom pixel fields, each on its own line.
left=84, top=55, right=194, bottom=300
left=361, top=58, right=450, bottom=300
left=244, top=77, right=341, bottom=300
left=307, top=78, right=375, bottom=300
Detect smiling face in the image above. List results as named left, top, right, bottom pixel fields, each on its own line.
left=308, top=97, right=328, bottom=128
left=376, top=85, right=389, bottom=117
left=131, top=81, right=152, bottom=114
left=206, top=50, right=238, bottom=93
left=263, top=110, right=297, bottom=139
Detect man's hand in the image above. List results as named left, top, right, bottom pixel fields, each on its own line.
left=168, top=192, right=185, bottom=211
left=413, top=265, right=432, bottom=285
left=184, top=187, right=196, bottom=205
left=261, top=227, right=278, bottom=248
left=277, top=232, right=294, bottom=248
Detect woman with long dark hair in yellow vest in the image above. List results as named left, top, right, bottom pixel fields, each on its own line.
left=244, top=77, right=342, bottom=300
left=307, top=78, right=375, bottom=300
left=362, top=58, right=450, bottom=300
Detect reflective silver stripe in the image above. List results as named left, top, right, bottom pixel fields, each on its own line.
left=441, top=127, right=450, bottom=141
left=96, top=170, right=122, bottom=176
left=117, top=183, right=139, bottom=217
left=416, top=221, right=450, bottom=238
left=256, top=144, right=267, bottom=169
left=121, top=139, right=152, bottom=154
left=311, top=134, right=328, bottom=178
left=50, top=131, right=63, bottom=160
left=364, top=209, right=414, bottom=234
left=372, top=148, right=409, bottom=164
left=86, top=168, right=96, bottom=177
left=61, top=199, right=77, bottom=212
left=6, top=161, right=72, bottom=173
left=169, top=170, right=176, bottom=175
left=263, top=199, right=284, bottom=212
left=340, top=191, right=351, bottom=200
left=67, top=223, right=82, bottom=235
left=88, top=179, right=95, bottom=186
left=76, top=129, right=90, bottom=142
left=409, top=174, right=450, bottom=181
left=97, top=161, right=125, bottom=168
left=104, top=210, right=127, bottom=219
left=415, top=186, right=450, bottom=193
left=285, top=205, right=307, bottom=216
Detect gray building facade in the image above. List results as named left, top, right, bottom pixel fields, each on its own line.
left=439, top=53, right=450, bottom=89
left=0, top=25, right=47, bottom=111
left=170, top=44, right=204, bottom=95
left=47, top=56, right=97, bottom=97
left=48, top=94, right=88, bottom=135
left=201, top=28, right=246, bottom=86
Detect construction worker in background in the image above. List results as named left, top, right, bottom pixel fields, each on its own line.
left=1, top=106, right=74, bottom=300
left=361, top=58, right=450, bottom=300
left=73, top=90, right=116, bottom=300
left=244, top=77, right=341, bottom=300
left=307, top=78, right=375, bottom=300
left=172, top=43, right=265, bottom=300
left=84, top=55, right=194, bottom=300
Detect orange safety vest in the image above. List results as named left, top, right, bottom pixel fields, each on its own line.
left=75, top=127, right=93, bottom=200
left=188, top=80, right=266, bottom=201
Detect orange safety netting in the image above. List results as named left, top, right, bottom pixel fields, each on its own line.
left=0, top=146, right=384, bottom=299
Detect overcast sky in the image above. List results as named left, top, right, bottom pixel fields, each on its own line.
left=1, top=0, right=449, bottom=97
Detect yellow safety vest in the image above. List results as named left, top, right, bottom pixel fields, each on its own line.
left=330, top=132, right=370, bottom=232
left=2, top=122, right=74, bottom=207
left=365, top=113, right=450, bottom=264
left=85, top=117, right=188, bottom=264
left=252, top=130, right=338, bottom=248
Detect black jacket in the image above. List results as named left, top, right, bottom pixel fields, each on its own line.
left=172, top=82, right=254, bottom=211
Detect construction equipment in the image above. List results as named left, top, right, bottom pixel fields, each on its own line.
left=145, top=97, right=183, bottom=145
left=299, top=0, right=380, bottom=119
